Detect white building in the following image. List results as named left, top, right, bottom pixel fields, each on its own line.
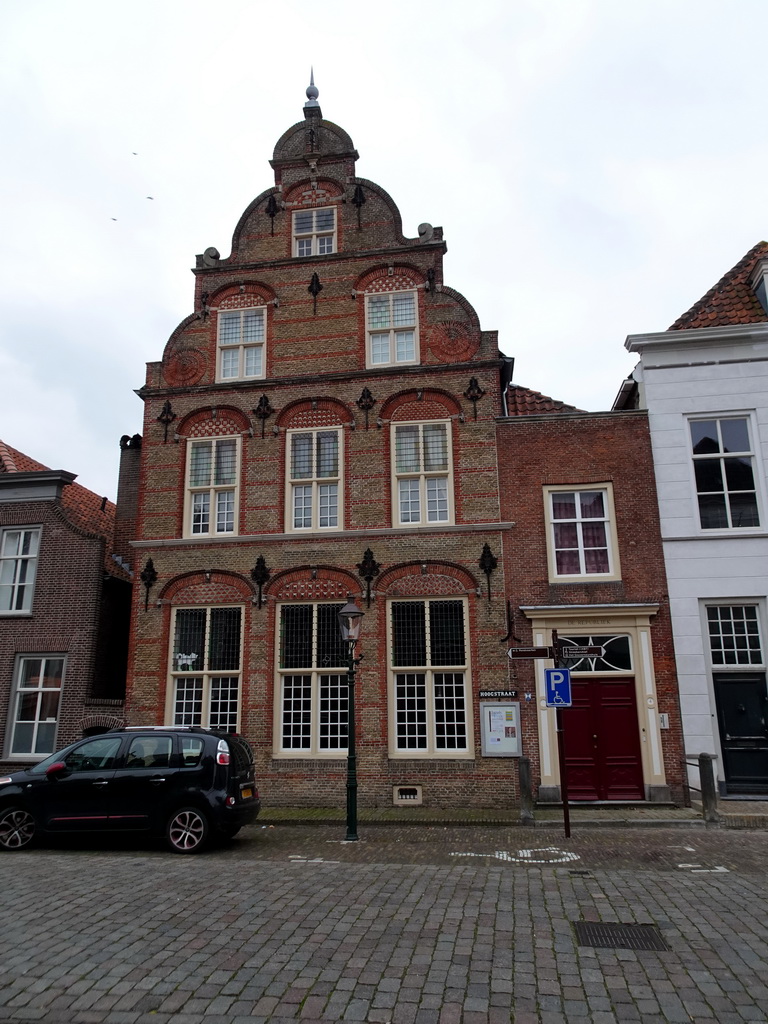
left=615, top=242, right=768, bottom=796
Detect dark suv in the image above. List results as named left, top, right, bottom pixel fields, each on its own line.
left=0, top=727, right=260, bottom=854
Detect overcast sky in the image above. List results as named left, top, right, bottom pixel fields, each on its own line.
left=2, top=0, right=767, bottom=499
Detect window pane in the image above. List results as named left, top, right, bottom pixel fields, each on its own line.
left=20, top=659, right=43, bottom=686
left=208, top=608, right=241, bottom=671
left=174, top=677, right=203, bottom=726
left=395, top=331, right=415, bottom=362
left=191, top=492, right=210, bottom=534
left=720, top=419, right=750, bottom=453
left=297, top=238, right=312, bottom=257
left=392, top=603, right=426, bottom=667
left=244, top=346, right=262, bottom=377
left=220, top=348, right=239, bottom=378
left=293, top=485, right=312, bottom=528
left=423, top=425, right=448, bottom=471
left=395, top=426, right=420, bottom=473
left=209, top=677, right=239, bottom=731
left=316, top=604, right=346, bottom=670
left=214, top=441, right=237, bottom=486
left=294, top=211, right=313, bottom=233
left=189, top=442, right=212, bottom=487
left=319, top=674, right=348, bottom=749
left=315, top=209, right=335, bottom=231
left=392, top=292, right=415, bottom=326
left=371, top=334, right=390, bottom=363
left=553, top=523, right=579, bottom=548
left=555, top=550, right=581, bottom=574
left=317, top=432, right=338, bottom=478
left=41, top=660, right=64, bottom=686
left=218, top=312, right=241, bottom=344
left=426, top=477, right=449, bottom=521
left=281, top=605, right=313, bottom=669
left=430, top=601, right=465, bottom=666
left=368, top=295, right=391, bottom=329
left=552, top=492, right=577, bottom=519
left=694, top=459, right=724, bottom=492
left=579, top=492, right=605, bottom=518
left=698, top=493, right=728, bottom=529
left=291, top=434, right=313, bottom=479
left=582, top=522, right=607, bottom=549
left=434, top=673, right=467, bottom=749
left=216, top=490, right=235, bottom=533
left=282, top=675, right=312, bottom=748
left=399, top=478, right=420, bottom=522
left=724, top=457, right=755, bottom=491
left=729, top=493, right=760, bottom=527
left=174, top=609, right=207, bottom=672
left=395, top=672, right=427, bottom=749
left=318, top=484, right=338, bottom=527
left=317, top=235, right=334, bottom=255
left=690, top=420, right=719, bottom=454
left=584, top=548, right=610, bottom=573
left=242, top=310, right=264, bottom=342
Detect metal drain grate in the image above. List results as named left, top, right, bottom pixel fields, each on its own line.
left=573, top=921, right=669, bottom=951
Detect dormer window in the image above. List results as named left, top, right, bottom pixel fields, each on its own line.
left=293, top=208, right=336, bottom=257
left=751, top=258, right=768, bottom=314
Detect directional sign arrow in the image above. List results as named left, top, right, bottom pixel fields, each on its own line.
left=559, top=645, right=605, bottom=658
left=507, top=646, right=553, bottom=659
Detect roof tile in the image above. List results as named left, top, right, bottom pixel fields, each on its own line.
left=670, top=241, right=768, bottom=330
left=505, top=385, right=583, bottom=417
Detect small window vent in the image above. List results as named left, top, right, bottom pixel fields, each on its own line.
left=393, top=785, right=423, bottom=806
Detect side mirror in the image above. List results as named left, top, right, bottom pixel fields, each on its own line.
left=45, top=762, right=67, bottom=779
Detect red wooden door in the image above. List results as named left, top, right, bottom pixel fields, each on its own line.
left=563, top=678, right=644, bottom=801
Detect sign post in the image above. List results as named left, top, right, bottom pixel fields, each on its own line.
left=506, top=632, right=604, bottom=839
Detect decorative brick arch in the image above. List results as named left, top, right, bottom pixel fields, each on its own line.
left=207, top=281, right=275, bottom=307
left=267, top=565, right=361, bottom=603
left=380, top=388, right=461, bottom=421
left=378, top=561, right=479, bottom=598
left=79, top=712, right=125, bottom=733
left=283, top=180, right=345, bottom=205
left=176, top=405, right=251, bottom=438
left=276, top=397, right=352, bottom=430
left=355, top=265, right=425, bottom=294
left=158, top=570, right=256, bottom=605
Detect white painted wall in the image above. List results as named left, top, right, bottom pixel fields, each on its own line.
left=627, top=324, right=768, bottom=785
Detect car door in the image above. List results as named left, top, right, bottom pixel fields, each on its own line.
left=107, top=733, right=179, bottom=830
left=34, top=736, right=122, bottom=831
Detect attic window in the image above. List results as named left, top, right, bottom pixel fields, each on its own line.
left=293, top=208, right=336, bottom=257
left=750, top=258, right=768, bottom=314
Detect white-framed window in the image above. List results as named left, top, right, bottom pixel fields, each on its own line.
left=706, top=605, right=763, bottom=666
left=276, top=603, right=348, bottom=755
left=293, top=207, right=336, bottom=257
left=690, top=417, right=760, bottom=529
left=366, top=290, right=418, bottom=367
left=392, top=421, right=452, bottom=526
left=216, top=306, right=265, bottom=381
left=287, top=428, right=342, bottom=532
left=389, top=599, right=470, bottom=757
left=0, top=527, right=40, bottom=614
left=544, top=485, right=620, bottom=582
left=6, top=656, right=64, bottom=759
left=169, top=607, right=242, bottom=731
left=184, top=436, right=240, bottom=538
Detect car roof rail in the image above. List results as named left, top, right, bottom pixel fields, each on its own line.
left=121, top=725, right=208, bottom=732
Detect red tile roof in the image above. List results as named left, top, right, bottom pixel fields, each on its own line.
left=505, top=385, right=583, bottom=416
left=669, top=241, right=768, bottom=330
left=0, top=440, right=120, bottom=562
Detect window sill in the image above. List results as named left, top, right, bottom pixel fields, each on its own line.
left=549, top=576, right=622, bottom=585
left=0, top=611, right=33, bottom=618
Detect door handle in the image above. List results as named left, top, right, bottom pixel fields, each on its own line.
left=149, top=777, right=166, bottom=785
left=92, top=780, right=109, bottom=787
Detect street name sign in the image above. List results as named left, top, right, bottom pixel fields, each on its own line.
left=507, top=646, right=552, bottom=659
left=544, top=668, right=572, bottom=707
left=560, top=645, right=605, bottom=659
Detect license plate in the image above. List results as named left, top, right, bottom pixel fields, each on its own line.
left=240, top=787, right=252, bottom=800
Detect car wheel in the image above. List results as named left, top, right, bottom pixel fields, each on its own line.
left=0, top=807, right=36, bottom=851
left=166, top=807, right=209, bottom=854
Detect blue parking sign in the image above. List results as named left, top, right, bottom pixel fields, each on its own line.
left=544, top=668, right=572, bottom=707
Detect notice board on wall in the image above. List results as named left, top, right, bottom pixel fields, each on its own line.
left=479, top=701, right=521, bottom=757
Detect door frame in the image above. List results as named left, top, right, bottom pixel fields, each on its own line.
left=521, top=604, right=669, bottom=803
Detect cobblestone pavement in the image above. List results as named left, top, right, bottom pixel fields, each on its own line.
left=1, top=825, right=767, bottom=1024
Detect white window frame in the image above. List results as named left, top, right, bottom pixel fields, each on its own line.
left=391, top=420, right=454, bottom=527
left=166, top=606, right=243, bottom=732
left=365, top=289, right=419, bottom=368
left=388, top=598, right=472, bottom=759
left=5, top=655, right=65, bottom=760
left=292, top=207, right=336, bottom=257
left=689, top=415, right=761, bottom=531
left=544, top=484, right=621, bottom=583
left=215, top=305, right=266, bottom=382
left=285, top=427, right=343, bottom=533
left=274, top=602, right=349, bottom=757
left=183, top=436, right=241, bottom=539
left=0, top=527, right=41, bottom=615
left=704, top=603, right=765, bottom=669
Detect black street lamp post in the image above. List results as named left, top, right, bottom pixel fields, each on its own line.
left=338, top=599, right=364, bottom=842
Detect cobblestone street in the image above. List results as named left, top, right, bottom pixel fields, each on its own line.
left=1, top=825, right=767, bottom=1024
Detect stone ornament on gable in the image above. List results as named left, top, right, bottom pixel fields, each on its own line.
left=427, top=320, right=480, bottom=363
left=163, top=347, right=207, bottom=387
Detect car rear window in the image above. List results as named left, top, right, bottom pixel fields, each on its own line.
left=223, top=735, right=254, bottom=774
left=180, top=737, right=205, bottom=767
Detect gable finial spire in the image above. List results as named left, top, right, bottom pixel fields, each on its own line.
left=304, top=68, right=320, bottom=109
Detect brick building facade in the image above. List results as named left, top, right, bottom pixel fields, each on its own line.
left=0, top=441, right=130, bottom=770
left=124, top=84, right=684, bottom=808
